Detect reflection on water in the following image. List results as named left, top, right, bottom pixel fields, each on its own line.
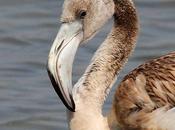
left=0, top=0, right=174, bottom=130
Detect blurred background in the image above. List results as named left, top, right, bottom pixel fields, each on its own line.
left=0, top=0, right=175, bottom=130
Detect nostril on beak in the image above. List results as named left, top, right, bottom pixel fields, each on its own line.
left=55, top=39, right=64, bottom=54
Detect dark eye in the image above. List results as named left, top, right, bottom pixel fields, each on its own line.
left=79, top=10, right=87, bottom=19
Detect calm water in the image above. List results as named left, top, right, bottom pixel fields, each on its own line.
left=0, top=0, right=175, bottom=130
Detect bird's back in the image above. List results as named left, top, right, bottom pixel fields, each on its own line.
left=108, top=52, right=175, bottom=130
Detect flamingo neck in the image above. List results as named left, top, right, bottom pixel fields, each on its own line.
left=68, top=0, right=139, bottom=130
left=74, top=0, right=139, bottom=108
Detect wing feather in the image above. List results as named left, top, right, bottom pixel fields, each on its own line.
left=110, top=52, right=175, bottom=130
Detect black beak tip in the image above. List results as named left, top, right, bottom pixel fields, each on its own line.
left=47, top=67, right=75, bottom=112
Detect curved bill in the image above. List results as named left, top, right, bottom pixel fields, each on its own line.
left=47, top=21, right=83, bottom=112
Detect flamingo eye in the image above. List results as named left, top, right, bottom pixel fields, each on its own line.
left=79, top=10, right=87, bottom=19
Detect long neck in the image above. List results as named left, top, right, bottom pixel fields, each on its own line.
left=69, top=0, right=139, bottom=130
left=75, top=0, right=139, bottom=109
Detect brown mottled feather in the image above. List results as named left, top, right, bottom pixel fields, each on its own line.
left=111, top=52, right=175, bottom=130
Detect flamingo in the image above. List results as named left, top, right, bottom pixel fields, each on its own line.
left=47, top=0, right=175, bottom=130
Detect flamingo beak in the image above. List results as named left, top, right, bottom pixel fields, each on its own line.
left=47, top=21, right=83, bottom=112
